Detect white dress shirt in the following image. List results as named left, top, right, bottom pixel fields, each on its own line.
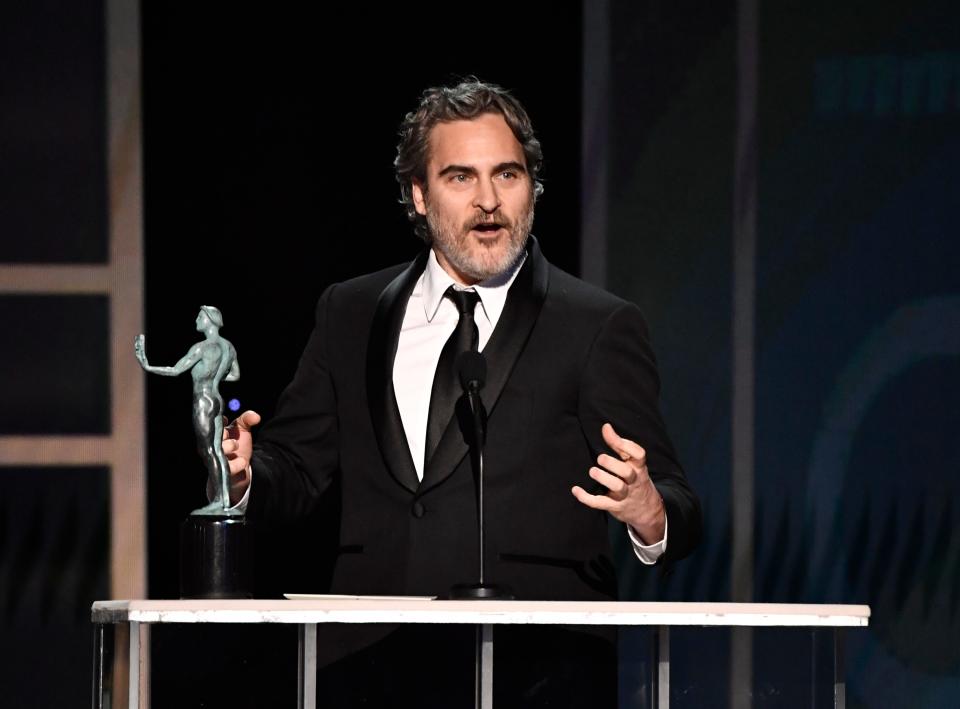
left=393, top=249, right=523, bottom=480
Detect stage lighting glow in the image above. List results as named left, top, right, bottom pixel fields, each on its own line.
left=228, top=398, right=240, bottom=412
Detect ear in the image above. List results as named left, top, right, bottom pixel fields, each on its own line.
left=411, top=178, right=427, bottom=216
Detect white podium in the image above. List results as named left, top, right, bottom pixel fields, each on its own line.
left=91, top=599, right=869, bottom=709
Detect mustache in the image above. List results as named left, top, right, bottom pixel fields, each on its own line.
left=465, top=212, right=511, bottom=230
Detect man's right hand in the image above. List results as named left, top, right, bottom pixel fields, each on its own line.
left=222, top=410, right=261, bottom=506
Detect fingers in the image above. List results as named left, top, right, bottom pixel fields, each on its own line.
left=572, top=422, right=651, bottom=508
left=222, top=438, right=250, bottom=465
left=222, top=438, right=250, bottom=477
left=228, top=455, right=249, bottom=476
left=571, top=485, right=616, bottom=511
left=596, top=453, right=639, bottom=484
left=597, top=424, right=646, bottom=483
left=227, top=457, right=251, bottom=507
left=575, top=424, right=665, bottom=534
left=589, top=466, right=629, bottom=498
left=223, top=434, right=250, bottom=476
left=601, top=422, right=646, bottom=462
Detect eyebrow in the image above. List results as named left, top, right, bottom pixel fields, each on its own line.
left=436, top=161, right=528, bottom=178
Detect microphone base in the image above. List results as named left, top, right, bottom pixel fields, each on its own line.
left=446, top=582, right=515, bottom=600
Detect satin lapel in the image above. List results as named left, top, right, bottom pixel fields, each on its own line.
left=419, top=237, right=550, bottom=494
left=366, top=251, right=429, bottom=494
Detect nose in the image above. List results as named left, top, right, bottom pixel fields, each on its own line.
left=472, top=177, right=501, bottom=213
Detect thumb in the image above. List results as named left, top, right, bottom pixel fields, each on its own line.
left=601, top=422, right=622, bottom=449
left=236, top=410, right=261, bottom=432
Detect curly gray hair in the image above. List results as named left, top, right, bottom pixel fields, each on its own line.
left=394, top=77, right=544, bottom=243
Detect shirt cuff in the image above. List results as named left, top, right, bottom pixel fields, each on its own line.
left=627, top=515, right=668, bottom=565
left=230, top=467, right=251, bottom=513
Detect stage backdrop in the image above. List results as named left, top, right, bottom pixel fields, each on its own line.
left=2, top=1, right=957, bottom=707
left=604, top=1, right=960, bottom=706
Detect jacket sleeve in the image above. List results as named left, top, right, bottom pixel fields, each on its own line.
left=577, top=301, right=702, bottom=563
left=247, top=284, right=340, bottom=522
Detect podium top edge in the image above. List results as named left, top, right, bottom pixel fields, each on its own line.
left=91, top=599, right=871, bottom=627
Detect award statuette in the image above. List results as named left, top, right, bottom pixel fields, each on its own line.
left=136, top=305, right=253, bottom=598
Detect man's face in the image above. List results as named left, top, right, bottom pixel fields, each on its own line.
left=412, top=112, right=535, bottom=284
left=196, top=311, right=209, bottom=331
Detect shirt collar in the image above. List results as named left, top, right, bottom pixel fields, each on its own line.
left=421, top=247, right=527, bottom=326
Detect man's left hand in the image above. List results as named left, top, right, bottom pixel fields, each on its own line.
left=571, top=423, right=666, bottom=545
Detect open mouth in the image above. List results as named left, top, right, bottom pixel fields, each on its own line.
left=471, top=223, right=505, bottom=234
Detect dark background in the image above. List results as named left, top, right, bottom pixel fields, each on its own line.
left=1, top=1, right=958, bottom=706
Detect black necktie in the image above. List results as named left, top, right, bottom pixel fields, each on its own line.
left=425, top=287, right=481, bottom=467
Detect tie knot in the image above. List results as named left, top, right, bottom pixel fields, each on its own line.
left=445, top=287, right=480, bottom=316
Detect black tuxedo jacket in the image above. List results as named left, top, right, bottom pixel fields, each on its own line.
left=249, top=237, right=701, bottom=602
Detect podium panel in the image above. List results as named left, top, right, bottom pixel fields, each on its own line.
left=91, top=599, right=869, bottom=708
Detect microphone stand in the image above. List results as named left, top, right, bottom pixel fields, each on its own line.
left=449, top=352, right=513, bottom=600
left=447, top=352, right=512, bottom=709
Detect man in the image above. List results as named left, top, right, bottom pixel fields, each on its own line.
left=223, top=79, right=701, bottom=706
